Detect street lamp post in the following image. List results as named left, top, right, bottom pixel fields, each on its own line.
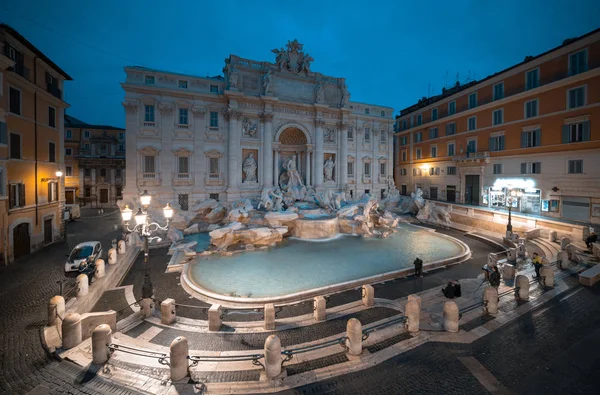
left=506, top=189, right=523, bottom=234
left=121, top=190, right=174, bottom=299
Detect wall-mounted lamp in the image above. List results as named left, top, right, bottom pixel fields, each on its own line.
left=41, top=170, right=64, bottom=182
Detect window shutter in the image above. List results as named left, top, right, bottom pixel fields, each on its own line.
left=489, top=137, right=496, bottom=151
left=521, top=163, right=527, bottom=174
left=582, top=121, right=590, bottom=141
left=9, top=185, right=15, bottom=209
left=499, top=136, right=505, bottom=150
left=47, top=183, right=51, bottom=203
left=20, top=184, right=25, bottom=206
left=534, top=130, right=541, bottom=147
left=536, top=162, right=541, bottom=174
left=562, top=125, right=569, bottom=143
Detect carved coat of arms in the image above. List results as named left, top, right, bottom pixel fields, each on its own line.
left=272, top=39, right=314, bottom=74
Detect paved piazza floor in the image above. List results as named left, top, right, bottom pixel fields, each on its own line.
left=1, top=211, right=600, bottom=394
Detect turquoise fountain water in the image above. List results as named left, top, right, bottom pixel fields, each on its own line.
left=184, top=223, right=465, bottom=299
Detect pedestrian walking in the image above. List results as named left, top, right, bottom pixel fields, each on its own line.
left=489, top=266, right=501, bottom=290
left=413, top=257, right=423, bottom=278
left=532, top=252, right=543, bottom=278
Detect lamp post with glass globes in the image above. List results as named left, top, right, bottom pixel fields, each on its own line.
left=506, top=189, right=523, bottom=233
left=120, top=190, right=174, bottom=299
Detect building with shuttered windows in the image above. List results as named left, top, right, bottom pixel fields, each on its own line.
left=394, top=27, right=600, bottom=225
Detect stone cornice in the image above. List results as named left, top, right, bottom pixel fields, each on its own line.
left=191, top=106, right=206, bottom=118
left=223, top=109, right=242, bottom=121
left=259, top=112, right=274, bottom=123
left=314, top=119, right=325, bottom=127
left=122, top=101, right=139, bottom=114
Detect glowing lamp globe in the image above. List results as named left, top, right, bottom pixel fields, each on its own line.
left=134, top=208, right=147, bottom=226
left=121, top=205, right=133, bottom=222
left=163, top=203, right=174, bottom=219
left=140, top=190, right=152, bottom=208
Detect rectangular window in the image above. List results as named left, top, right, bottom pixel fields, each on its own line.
left=118, top=132, right=125, bottom=141
left=493, top=82, right=504, bottom=100
left=569, top=50, right=588, bottom=76
left=84, top=130, right=90, bottom=139
left=429, top=167, right=435, bottom=176
left=116, top=186, right=122, bottom=198
left=431, top=146, right=437, bottom=158
left=65, top=148, right=72, bottom=156
left=365, top=108, right=370, bottom=115
left=49, top=142, right=56, bottom=162
left=417, top=114, right=422, bottom=126
left=380, top=110, right=385, bottom=117
left=521, top=162, right=541, bottom=174
left=9, top=87, right=21, bottom=115
left=66, top=166, right=73, bottom=176
left=179, top=108, right=189, bottom=125
left=400, top=168, right=407, bottom=176
left=115, top=169, right=122, bottom=177
left=364, top=128, right=371, bottom=142
left=401, top=150, right=407, bottom=161
left=364, top=162, right=371, bottom=176
left=568, top=159, right=583, bottom=174
left=431, top=108, right=438, bottom=121
left=467, top=139, right=477, bottom=153
left=0, top=121, right=7, bottom=144
left=65, top=129, right=72, bottom=139
left=48, top=107, right=56, bottom=128
left=84, top=186, right=91, bottom=197
left=493, top=109, right=504, bottom=125
left=10, top=133, right=21, bottom=159
left=347, top=161, right=354, bottom=176
left=144, top=105, right=155, bottom=122
left=48, top=182, right=58, bottom=202
left=447, top=166, right=457, bottom=175
left=347, top=128, right=353, bottom=141
left=380, top=162, right=386, bottom=175
left=468, top=116, right=477, bottom=131
left=493, top=164, right=502, bottom=175
left=414, top=131, right=422, bottom=142
left=413, top=168, right=422, bottom=176
left=84, top=168, right=91, bottom=177
left=9, top=183, right=26, bottom=209
left=525, top=99, right=538, bottom=118
left=144, top=155, right=155, bottom=173
left=563, top=121, right=590, bottom=143
left=468, top=92, right=477, bottom=109
left=209, top=157, right=220, bottom=178
left=415, top=148, right=422, bottom=160
left=178, top=194, right=189, bottom=211
left=447, top=143, right=455, bottom=157
left=145, top=75, right=155, bottom=85
left=210, top=84, right=219, bottom=93
left=402, top=120, right=407, bottom=130
left=445, top=123, right=456, bottom=135
left=100, top=168, right=107, bottom=177
left=178, top=80, right=188, bottom=89
left=489, top=135, right=505, bottom=151
left=522, top=129, right=541, bottom=148
left=100, top=144, right=107, bottom=154
left=178, top=156, right=189, bottom=175
left=428, top=127, right=438, bottom=139
left=400, top=136, right=407, bottom=146
left=209, top=111, right=219, bottom=127
left=118, top=144, right=125, bottom=152
left=83, top=143, right=90, bottom=151
left=568, top=86, right=586, bottom=109
left=526, top=69, right=539, bottom=90
left=448, top=101, right=456, bottom=115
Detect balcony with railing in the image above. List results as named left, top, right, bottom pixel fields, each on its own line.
left=10, top=63, right=30, bottom=80
left=47, top=83, right=62, bottom=99
left=174, top=172, right=193, bottom=186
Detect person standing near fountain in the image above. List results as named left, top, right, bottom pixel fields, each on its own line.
left=413, top=257, right=423, bottom=278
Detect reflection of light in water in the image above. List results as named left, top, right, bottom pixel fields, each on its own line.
left=188, top=224, right=465, bottom=298
left=289, top=234, right=346, bottom=243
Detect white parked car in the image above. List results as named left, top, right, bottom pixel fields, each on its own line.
left=64, top=241, right=103, bottom=273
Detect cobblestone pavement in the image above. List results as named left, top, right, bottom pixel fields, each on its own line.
left=282, top=283, right=600, bottom=395
left=0, top=210, right=139, bottom=394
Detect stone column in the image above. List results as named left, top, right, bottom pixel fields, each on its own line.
left=260, top=112, right=274, bottom=188
left=338, top=122, right=348, bottom=186
left=226, top=109, right=242, bottom=196
left=305, top=149, right=311, bottom=186
left=273, top=149, right=280, bottom=187
left=314, top=119, right=325, bottom=188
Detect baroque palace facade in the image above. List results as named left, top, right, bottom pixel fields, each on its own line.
left=394, top=28, right=600, bottom=225
left=122, top=40, right=394, bottom=207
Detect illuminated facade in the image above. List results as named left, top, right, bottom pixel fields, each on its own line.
left=394, top=28, right=600, bottom=224
left=0, top=24, right=71, bottom=263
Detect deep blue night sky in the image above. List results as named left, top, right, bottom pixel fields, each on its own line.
left=2, top=0, right=599, bottom=128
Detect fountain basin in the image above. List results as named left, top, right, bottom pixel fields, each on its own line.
left=292, top=215, right=338, bottom=240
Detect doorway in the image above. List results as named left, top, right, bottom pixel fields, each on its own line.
left=13, top=223, right=30, bottom=259
left=430, top=187, right=438, bottom=200
left=44, top=218, right=53, bottom=245
left=465, top=175, right=480, bottom=205
left=65, top=190, right=75, bottom=205
left=100, top=189, right=109, bottom=204
left=447, top=186, right=456, bottom=202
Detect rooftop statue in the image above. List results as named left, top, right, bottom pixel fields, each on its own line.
left=272, top=39, right=314, bottom=74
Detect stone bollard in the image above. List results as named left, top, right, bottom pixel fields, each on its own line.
left=264, top=335, right=282, bottom=379
left=118, top=240, right=126, bottom=254
left=540, top=266, right=554, bottom=288
left=208, top=304, right=222, bottom=331
left=557, top=251, right=569, bottom=269
left=560, top=237, right=571, bottom=251
left=362, top=284, right=374, bottom=307
left=48, top=295, right=65, bottom=326
left=170, top=336, right=189, bottom=381
left=264, top=303, right=275, bottom=330
left=507, top=248, right=517, bottom=263
left=549, top=230, right=557, bottom=242
left=95, top=259, right=105, bottom=279
left=345, top=318, right=363, bottom=356
left=108, top=248, right=117, bottom=265
left=408, top=294, right=422, bottom=311
left=405, top=299, right=420, bottom=332
left=443, top=301, right=459, bottom=333
left=503, top=264, right=516, bottom=281
left=62, top=313, right=82, bottom=349
left=139, top=298, right=153, bottom=318
left=517, top=243, right=527, bottom=258
left=566, top=244, right=578, bottom=262
left=515, top=275, right=530, bottom=300
left=313, top=296, right=326, bottom=321
left=161, top=298, right=176, bottom=325
left=483, top=287, right=499, bottom=314
left=92, top=324, right=112, bottom=365
left=76, top=274, right=89, bottom=297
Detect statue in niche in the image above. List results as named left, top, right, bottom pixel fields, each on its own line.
left=315, top=84, right=325, bottom=103
left=242, top=118, right=258, bottom=137
left=263, top=70, right=273, bottom=95
left=324, top=127, right=335, bottom=143
left=340, top=84, right=350, bottom=107
left=242, top=153, right=257, bottom=183
left=280, top=154, right=304, bottom=189
left=324, top=156, right=335, bottom=182
left=228, top=67, right=238, bottom=89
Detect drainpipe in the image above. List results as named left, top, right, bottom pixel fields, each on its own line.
left=34, top=56, right=38, bottom=226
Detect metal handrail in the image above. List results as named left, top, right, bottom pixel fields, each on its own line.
left=108, top=343, right=169, bottom=365
left=116, top=299, right=142, bottom=313
left=362, top=316, right=407, bottom=340
left=188, top=353, right=265, bottom=369
left=173, top=303, right=209, bottom=310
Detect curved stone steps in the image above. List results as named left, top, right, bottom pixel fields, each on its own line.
left=526, top=239, right=552, bottom=260
left=532, top=237, right=561, bottom=260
